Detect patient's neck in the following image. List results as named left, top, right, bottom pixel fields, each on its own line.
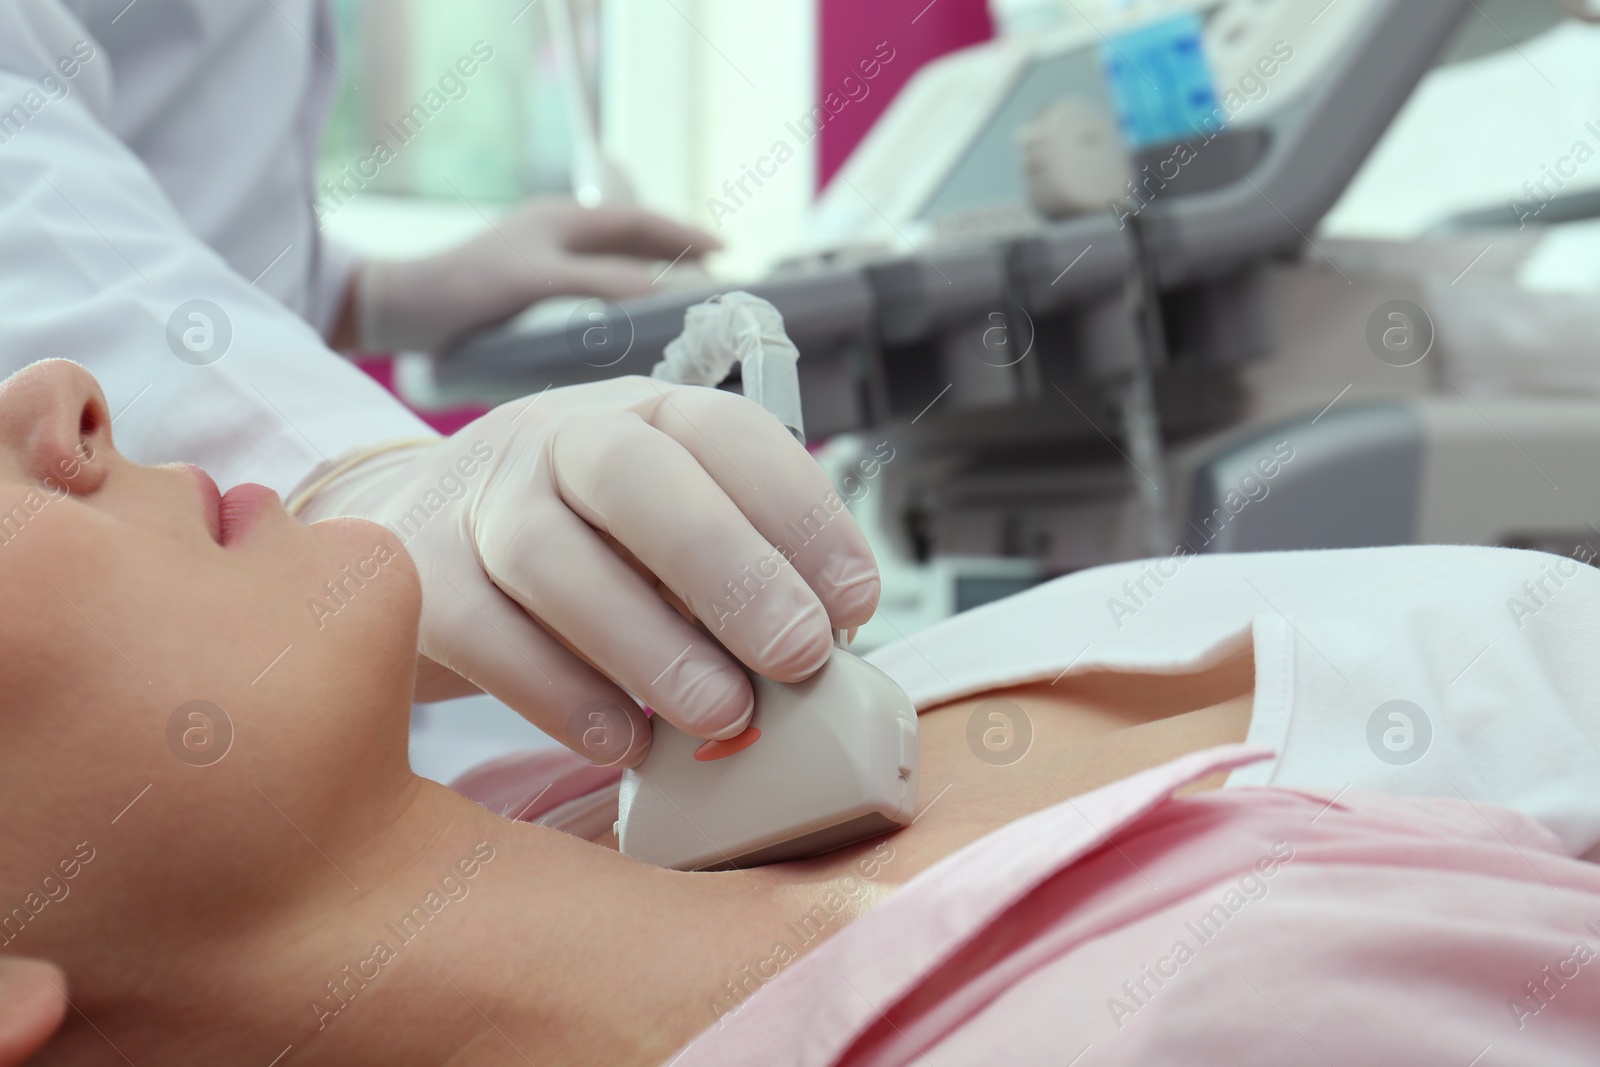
left=169, top=780, right=848, bottom=1067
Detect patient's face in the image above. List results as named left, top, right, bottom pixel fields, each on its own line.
left=0, top=361, right=421, bottom=928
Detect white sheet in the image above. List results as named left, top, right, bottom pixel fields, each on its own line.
left=865, top=545, right=1600, bottom=860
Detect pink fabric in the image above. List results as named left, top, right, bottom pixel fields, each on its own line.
left=353, top=355, right=490, bottom=436
left=449, top=745, right=1600, bottom=1064
left=817, top=0, right=993, bottom=187
left=668, top=744, right=1600, bottom=1066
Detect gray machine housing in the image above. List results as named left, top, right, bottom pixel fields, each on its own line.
left=428, top=0, right=1504, bottom=585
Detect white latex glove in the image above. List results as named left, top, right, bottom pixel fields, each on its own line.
left=353, top=198, right=722, bottom=354
left=293, top=377, right=881, bottom=767
left=0, top=958, right=66, bottom=1067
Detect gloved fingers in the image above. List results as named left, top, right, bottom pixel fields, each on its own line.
left=420, top=564, right=652, bottom=768
left=597, top=529, right=707, bottom=627
left=554, top=202, right=724, bottom=260
left=549, top=409, right=836, bottom=683
left=646, top=383, right=882, bottom=627
left=476, top=498, right=756, bottom=741
left=548, top=255, right=669, bottom=303
left=0, top=958, right=66, bottom=1067
left=413, top=652, right=484, bottom=704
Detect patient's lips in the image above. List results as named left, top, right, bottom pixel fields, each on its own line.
left=219, top=483, right=278, bottom=547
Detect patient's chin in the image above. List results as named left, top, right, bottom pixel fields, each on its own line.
left=271, top=516, right=424, bottom=754
left=302, top=516, right=422, bottom=643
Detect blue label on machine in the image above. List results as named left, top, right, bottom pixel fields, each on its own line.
left=1099, top=11, right=1220, bottom=149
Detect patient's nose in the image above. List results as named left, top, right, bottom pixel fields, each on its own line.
left=0, top=360, right=113, bottom=495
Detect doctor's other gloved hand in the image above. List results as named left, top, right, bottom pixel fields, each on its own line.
left=293, top=377, right=880, bottom=767
left=345, top=198, right=721, bottom=355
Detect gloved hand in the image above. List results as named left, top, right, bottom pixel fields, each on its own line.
left=0, top=958, right=66, bottom=1067
left=292, top=377, right=881, bottom=768
left=351, top=198, right=721, bottom=354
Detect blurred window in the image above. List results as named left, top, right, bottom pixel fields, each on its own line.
left=319, top=0, right=602, bottom=204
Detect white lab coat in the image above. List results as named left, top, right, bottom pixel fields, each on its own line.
left=0, top=0, right=432, bottom=495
